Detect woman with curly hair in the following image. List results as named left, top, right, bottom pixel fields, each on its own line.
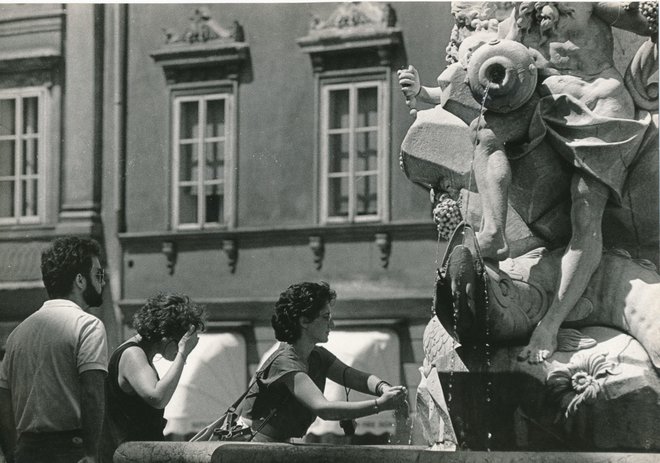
left=100, top=293, right=204, bottom=462
left=236, top=281, right=407, bottom=442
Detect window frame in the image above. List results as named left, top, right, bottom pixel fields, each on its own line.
left=319, top=77, right=390, bottom=224
left=171, top=89, right=236, bottom=231
left=0, top=86, right=48, bottom=226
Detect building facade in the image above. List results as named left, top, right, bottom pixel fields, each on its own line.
left=0, top=0, right=655, bottom=444
left=0, top=2, right=460, bottom=439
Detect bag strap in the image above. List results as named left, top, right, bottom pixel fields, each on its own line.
left=196, top=347, right=292, bottom=442
left=190, top=353, right=282, bottom=444
left=225, top=376, right=258, bottom=414
left=246, top=383, right=291, bottom=441
left=225, top=348, right=283, bottom=415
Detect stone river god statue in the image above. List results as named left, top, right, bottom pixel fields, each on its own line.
left=398, top=1, right=659, bottom=451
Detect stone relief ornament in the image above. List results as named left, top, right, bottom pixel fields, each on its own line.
left=163, top=7, right=245, bottom=45
left=297, top=2, right=402, bottom=73
left=309, top=2, right=397, bottom=31
left=152, top=7, right=249, bottom=84
left=546, top=353, right=617, bottom=417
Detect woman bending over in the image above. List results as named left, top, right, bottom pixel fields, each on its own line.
left=237, top=281, right=407, bottom=442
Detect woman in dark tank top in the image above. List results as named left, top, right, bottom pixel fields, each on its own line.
left=237, top=282, right=407, bottom=442
left=100, top=293, right=204, bottom=463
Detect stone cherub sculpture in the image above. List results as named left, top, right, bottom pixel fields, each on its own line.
left=416, top=222, right=659, bottom=449
left=435, top=222, right=660, bottom=372
left=398, top=1, right=658, bottom=364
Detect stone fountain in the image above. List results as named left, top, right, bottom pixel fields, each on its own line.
left=401, top=0, right=660, bottom=452
left=114, top=2, right=660, bottom=461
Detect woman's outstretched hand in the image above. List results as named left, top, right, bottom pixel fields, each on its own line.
left=378, top=385, right=408, bottom=411
left=178, top=325, right=199, bottom=358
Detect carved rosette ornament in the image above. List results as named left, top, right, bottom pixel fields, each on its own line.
left=546, top=353, right=617, bottom=417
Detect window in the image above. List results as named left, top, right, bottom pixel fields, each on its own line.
left=0, top=88, right=46, bottom=225
left=172, top=93, right=234, bottom=229
left=320, top=80, right=388, bottom=223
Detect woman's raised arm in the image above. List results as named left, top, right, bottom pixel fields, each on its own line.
left=119, top=327, right=198, bottom=409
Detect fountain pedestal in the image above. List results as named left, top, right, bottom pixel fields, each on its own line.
left=420, top=317, right=660, bottom=451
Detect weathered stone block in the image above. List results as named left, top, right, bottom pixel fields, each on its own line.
left=424, top=320, right=660, bottom=451
left=436, top=63, right=480, bottom=125
left=399, top=105, right=474, bottom=192
left=115, top=440, right=660, bottom=463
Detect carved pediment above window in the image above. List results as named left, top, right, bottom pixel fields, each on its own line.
left=150, top=7, right=249, bottom=84
left=310, top=1, right=398, bottom=31
left=0, top=48, right=61, bottom=88
left=297, top=2, right=401, bottom=72
left=0, top=48, right=61, bottom=73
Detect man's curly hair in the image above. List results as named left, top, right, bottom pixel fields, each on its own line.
left=271, top=281, right=336, bottom=343
left=133, top=293, right=206, bottom=343
left=41, top=237, right=103, bottom=299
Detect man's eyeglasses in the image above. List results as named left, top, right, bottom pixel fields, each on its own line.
left=93, top=268, right=106, bottom=284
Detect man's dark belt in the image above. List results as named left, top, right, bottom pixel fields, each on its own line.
left=19, top=429, right=83, bottom=445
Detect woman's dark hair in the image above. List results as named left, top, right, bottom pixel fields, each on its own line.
left=133, top=293, right=206, bottom=343
left=41, top=237, right=102, bottom=299
left=271, top=281, right=336, bottom=343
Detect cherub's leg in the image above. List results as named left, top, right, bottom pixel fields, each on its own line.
left=470, top=120, right=511, bottom=261
left=519, top=173, right=608, bottom=363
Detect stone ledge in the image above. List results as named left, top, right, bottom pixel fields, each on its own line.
left=114, top=442, right=660, bottom=463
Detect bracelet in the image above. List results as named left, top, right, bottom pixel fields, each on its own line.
left=375, top=380, right=391, bottom=396
left=373, top=399, right=379, bottom=414
left=414, top=85, right=422, bottom=98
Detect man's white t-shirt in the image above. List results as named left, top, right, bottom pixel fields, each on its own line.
left=0, top=299, right=108, bottom=436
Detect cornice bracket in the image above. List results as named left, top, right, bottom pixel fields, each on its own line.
left=222, top=239, right=238, bottom=273
left=162, top=240, right=177, bottom=275
left=309, top=236, right=325, bottom=270
left=375, top=232, right=391, bottom=268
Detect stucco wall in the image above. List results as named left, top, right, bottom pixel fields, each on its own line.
left=122, top=2, right=453, bottom=232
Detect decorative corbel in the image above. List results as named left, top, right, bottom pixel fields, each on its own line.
left=375, top=233, right=391, bottom=268
left=162, top=241, right=177, bottom=275
left=309, top=236, right=324, bottom=270
left=222, top=239, right=238, bottom=273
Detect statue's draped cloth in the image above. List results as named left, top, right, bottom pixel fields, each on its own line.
left=522, top=93, right=651, bottom=205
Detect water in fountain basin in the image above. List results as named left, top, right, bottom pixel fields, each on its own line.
left=387, top=399, right=413, bottom=445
